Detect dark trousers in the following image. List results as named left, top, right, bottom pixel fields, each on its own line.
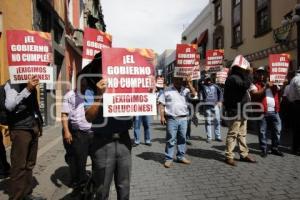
left=9, top=128, right=39, bottom=200
left=0, top=131, right=10, bottom=173
left=69, top=130, right=93, bottom=186
left=91, top=131, right=131, bottom=200
left=258, top=112, right=281, bottom=151
left=292, top=101, right=300, bottom=152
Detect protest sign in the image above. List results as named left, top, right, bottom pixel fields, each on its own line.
left=216, top=68, right=229, bottom=84
left=269, top=54, right=290, bottom=85
left=175, top=44, right=200, bottom=80
left=7, top=30, right=53, bottom=84
left=206, top=49, right=224, bottom=73
left=156, top=77, right=164, bottom=88
left=82, top=27, right=112, bottom=68
left=102, top=48, right=157, bottom=117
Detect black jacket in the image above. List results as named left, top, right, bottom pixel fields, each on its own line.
left=224, top=71, right=252, bottom=113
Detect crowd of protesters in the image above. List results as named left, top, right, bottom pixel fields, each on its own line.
left=1, top=54, right=300, bottom=200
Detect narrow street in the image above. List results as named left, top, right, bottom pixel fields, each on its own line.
left=1, top=117, right=299, bottom=200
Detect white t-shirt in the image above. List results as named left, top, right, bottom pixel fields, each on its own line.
left=250, top=84, right=275, bottom=112
left=158, top=86, right=190, bottom=117
left=265, top=88, right=275, bottom=112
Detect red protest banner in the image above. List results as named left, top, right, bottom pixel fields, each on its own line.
left=102, top=48, right=157, bottom=117
left=82, top=27, right=112, bottom=68
left=269, top=54, right=290, bottom=85
left=6, top=30, right=53, bottom=84
left=206, top=49, right=224, bottom=73
left=175, top=44, right=200, bottom=80
left=216, top=68, right=229, bottom=84
left=156, top=77, right=164, bottom=88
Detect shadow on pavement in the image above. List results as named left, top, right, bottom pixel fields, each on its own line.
left=51, top=166, right=71, bottom=188
left=151, top=138, right=165, bottom=144
left=136, top=152, right=165, bottom=164
left=0, top=176, right=39, bottom=196
left=0, top=177, right=9, bottom=195
left=153, top=127, right=166, bottom=131
left=186, top=148, right=224, bottom=162
left=212, top=144, right=261, bottom=156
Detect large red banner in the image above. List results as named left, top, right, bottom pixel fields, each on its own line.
left=6, top=30, right=53, bottom=84
left=175, top=44, right=200, bottom=80
left=102, top=48, right=157, bottom=117
left=269, top=54, right=290, bottom=85
left=82, top=27, right=112, bottom=68
left=206, top=49, right=224, bottom=73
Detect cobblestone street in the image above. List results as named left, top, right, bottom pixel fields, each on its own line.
left=1, top=118, right=300, bottom=200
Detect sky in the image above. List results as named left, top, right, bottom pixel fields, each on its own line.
left=101, top=0, right=209, bottom=55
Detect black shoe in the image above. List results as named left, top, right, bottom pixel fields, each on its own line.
left=260, top=150, right=268, bottom=158
left=186, top=140, right=192, bottom=145
left=271, top=149, right=284, bottom=157
left=145, top=143, right=152, bottom=146
left=215, top=138, right=223, bottom=142
left=132, top=143, right=139, bottom=147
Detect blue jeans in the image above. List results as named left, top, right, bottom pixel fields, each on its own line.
left=204, top=105, right=221, bottom=140
left=165, top=117, right=187, bottom=161
left=258, top=112, right=282, bottom=151
left=134, top=116, right=152, bottom=144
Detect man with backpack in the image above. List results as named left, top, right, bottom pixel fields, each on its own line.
left=4, top=76, right=44, bottom=200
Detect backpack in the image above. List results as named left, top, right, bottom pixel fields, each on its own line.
left=0, top=83, right=8, bottom=125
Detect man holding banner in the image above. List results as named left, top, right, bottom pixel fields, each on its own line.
left=159, top=75, right=196, bottom=168
left=249, top=66, right=284, bottom=157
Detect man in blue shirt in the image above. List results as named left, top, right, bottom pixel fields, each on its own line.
left=199, top=74, right=223, bottom=143
left=85, top=79, right=132, bottom=200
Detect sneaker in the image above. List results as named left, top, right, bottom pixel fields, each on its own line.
left=215, top=138, right=223, bottom=142
left=271, top=149, right=284, bottom=157
left=225, top=158, right=236, bottom=166
left=178, top=157, right=191, bottom=165
left=164, top=160, right=173, bottom=168
left=206, top=139, right=212, bottom=144
left=240, top=155, right=257, bottom=163
left=260, top=150, right=268, bottom=158
left=186, top=140, right=192, bottom=145
left=145, top=143, right=152, bottom=146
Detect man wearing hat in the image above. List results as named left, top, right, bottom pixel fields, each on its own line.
left=288, top=68, right=300, bottom=155
left=249, top=66, right=284, bottom=157
left=223, top=55, right=256, bottom=166
left=199, top=74, right=223, bottom=143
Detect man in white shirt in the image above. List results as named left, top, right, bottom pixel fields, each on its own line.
left=158, top=76, right=196, bottom=168
left=288, top=69, right=300, bottom=155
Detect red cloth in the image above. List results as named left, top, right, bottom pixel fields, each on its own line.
left=255, top=82, right=280, bottom=113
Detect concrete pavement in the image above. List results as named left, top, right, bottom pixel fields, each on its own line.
left=1, top=118, right=300, bottom=200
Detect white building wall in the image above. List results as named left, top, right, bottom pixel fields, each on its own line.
left=181, top=3, right=214, bottom=50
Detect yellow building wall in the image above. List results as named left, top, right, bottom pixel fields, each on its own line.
left=0, top=0, right=33, bottom=84
left=221, top=0, right=298, bottom=67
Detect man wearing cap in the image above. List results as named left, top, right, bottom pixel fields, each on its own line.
left=249, top=66, right=284, bottom=157
left=223, top=55, right=256, bottom=166
left=159, top=76, right=196, bottom=168
left=199, top=74, right=223, bottom=143
left=288, top=69, right=300, bottom=155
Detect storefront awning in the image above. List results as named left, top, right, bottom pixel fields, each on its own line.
left=197, top=29, right=208, bottom=46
